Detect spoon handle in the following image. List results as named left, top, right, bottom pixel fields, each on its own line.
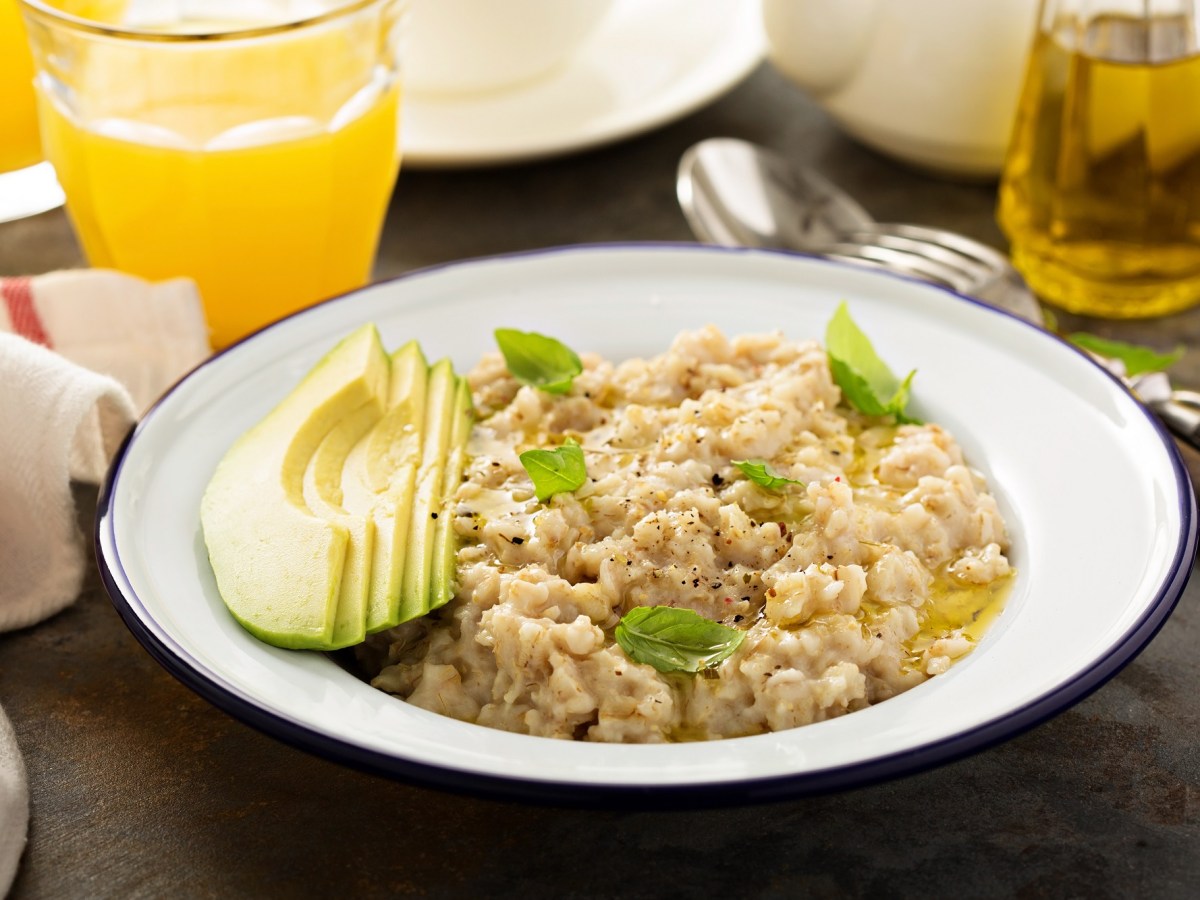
left=1149, top=391, right=1200, bottom=453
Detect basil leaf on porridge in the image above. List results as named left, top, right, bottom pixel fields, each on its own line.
left=519, top=438, right=587, bottom=502
left=494, top=327, right=583, bottom=394
left=615, top=606, right=746, bottom=674
left=732, top=459, right=804, bottom=491
left=825, top=301, right=919, bottom=423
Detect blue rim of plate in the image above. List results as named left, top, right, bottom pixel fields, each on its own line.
left=94, top=242, right=1199, bottom=807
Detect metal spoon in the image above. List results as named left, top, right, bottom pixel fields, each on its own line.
left=676, top=136, right=1200, bottom=452
left=676, top=136, right=1045, bottom=324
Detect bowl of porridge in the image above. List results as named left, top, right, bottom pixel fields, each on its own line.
left=97, top=245, right=1197, bottom=803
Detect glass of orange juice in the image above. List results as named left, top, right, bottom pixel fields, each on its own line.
left=18, top=0, right=407, bottom=348
left=0, top=0, right=64, bottom=222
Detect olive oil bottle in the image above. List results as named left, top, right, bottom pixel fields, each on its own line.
left=998, top=8, right=1200, bottom=317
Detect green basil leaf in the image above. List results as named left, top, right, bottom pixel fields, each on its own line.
left=1068, top=333, right=1184, bottom=377
left=615, top=606, right=746, bottom=674
left=519, top=438, right=587, bottom=503
left=495, top=328, right=583, bottom=395
left=825, top=301, right=920, bottom=424
left=731, top=459, right=803, bottom=491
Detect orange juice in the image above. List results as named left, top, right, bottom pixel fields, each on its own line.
left=1, top=0, right=42, bottom=173
left=39, top=86, right=401, bottom=347
left=22, top=0, right=406, bottom=347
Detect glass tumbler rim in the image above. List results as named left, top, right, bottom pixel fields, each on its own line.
left=19, top=0, right=404, bottom=41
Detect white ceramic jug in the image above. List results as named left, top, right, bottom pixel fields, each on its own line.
left=762, top=0, right=1040, bottom=178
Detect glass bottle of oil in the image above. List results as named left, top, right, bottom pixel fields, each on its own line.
left=998, top=0, right=1200, bottom=317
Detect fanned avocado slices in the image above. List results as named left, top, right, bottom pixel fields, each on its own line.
left=201, top=328, right=476, bottom=651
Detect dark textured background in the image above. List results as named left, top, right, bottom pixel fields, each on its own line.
left=2, top=63, right=1198, bottom=899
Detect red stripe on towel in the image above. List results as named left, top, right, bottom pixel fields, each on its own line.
left=1, top=277, right=52, bottom=348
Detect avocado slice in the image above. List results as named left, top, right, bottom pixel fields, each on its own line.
left=338, top=341, right=429, bottom=633
left=429, top=376, right=474, bottom=611
left=302, top=398, right=385, bottom=648
left=397, top=358, right=457, bottom=623
left=200, top=324, right=390, bottom=649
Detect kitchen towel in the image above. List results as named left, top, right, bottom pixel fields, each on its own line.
left=1, top=270, right=210, bottom=412
left=0, top=270, right=210, bottom=896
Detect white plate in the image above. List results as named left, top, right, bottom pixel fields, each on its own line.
left=401, top=0, right=765, bottom=168
left=97, top=245, right=1197, bottom=804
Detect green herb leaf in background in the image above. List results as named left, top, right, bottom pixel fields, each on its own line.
left=495, top=328, right=583, bottom=394
left=615, top=606, right=746, bottom=674
left=825, top=301, right=920, bottom=423
left=1041, top=307, right=1059, bottom=333
left=519, top=438, right=587, bottom=503
left=731, top=459, right=803, bottom=491
left=1068, top=333, right=1184, bottom=377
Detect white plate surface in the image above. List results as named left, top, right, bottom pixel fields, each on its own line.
left=98, top=245, right=1197, bottom=804
left=401, top=0, right=765, bottom=168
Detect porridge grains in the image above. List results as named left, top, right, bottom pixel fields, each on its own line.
left=365, top=327, right=1013, bottom=743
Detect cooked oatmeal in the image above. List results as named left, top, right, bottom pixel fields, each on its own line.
left=360, top=326, right=1012, bottom=742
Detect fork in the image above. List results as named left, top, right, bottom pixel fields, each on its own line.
left=676, top=137, right=1044, bottom=323
left=819, top=224, right=1041, bottom=322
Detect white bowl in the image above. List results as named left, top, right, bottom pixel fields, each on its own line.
left=97, top=245, right=1197, bottom=804
left=405, top=0, right=614, bottom=96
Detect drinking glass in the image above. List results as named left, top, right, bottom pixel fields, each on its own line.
left=998, top=0, right=1200, bottom=318
left=0, top=0, right=64, bottom=222
left=19, top=0, right=407, bottom=348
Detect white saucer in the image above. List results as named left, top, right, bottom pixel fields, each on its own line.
left=401, top=0, right=766, bottom=168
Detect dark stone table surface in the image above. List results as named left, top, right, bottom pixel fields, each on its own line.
left=2, top=63, right=1198, bottom=899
